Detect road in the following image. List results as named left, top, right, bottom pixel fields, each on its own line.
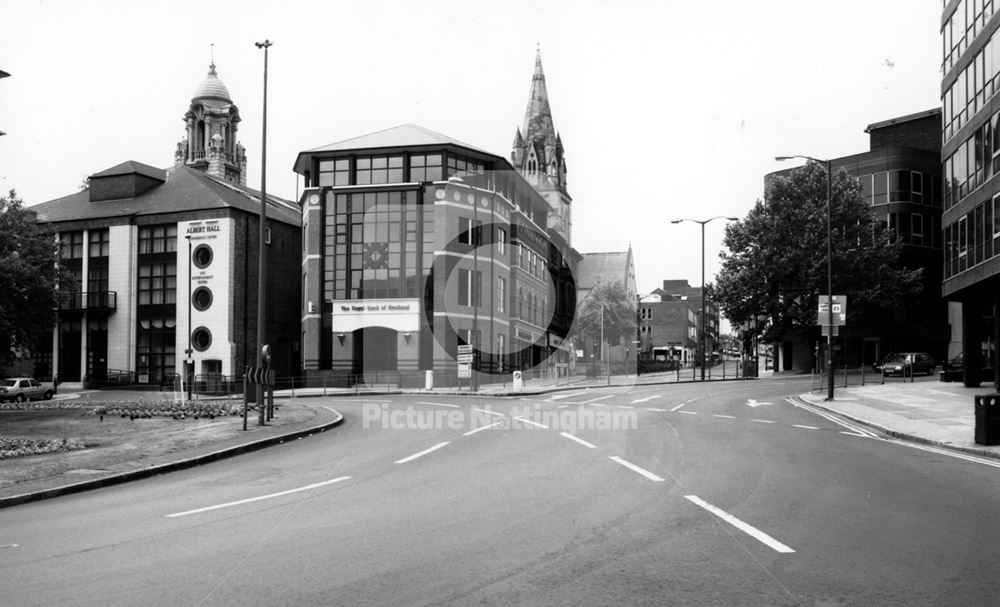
left=3, top=377, right=1000, bottom=606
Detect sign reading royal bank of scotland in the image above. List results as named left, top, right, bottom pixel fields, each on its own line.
left=331, top=297, right=422, bottom=333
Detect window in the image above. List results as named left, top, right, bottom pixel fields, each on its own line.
left=497, top=276, right=506, bottom=313
left=192, top=245, right=213, bottom=268
left=355, top=155, right=404, bottom=185
left=458, top=269, right=482, bottom=307
left=889, top=170, right=911, bottom=202
left=138, top=263, right=177, bottom=305
left=191, top=327, right=212, bottom=352
left=409, top=153, right=442, bottom=182
left=138, top=225, right=177, bottom=255
left=872, top=172, right=887, bottom=205
left=458, top=217, right=482, bottom=246
left=857, top=174, right=873, bottom=205
left=318, top=158, right=350, bottom=186
left=192, top=286, right=213, bottom=311
left=60, top=231, right=84, bottom=259
left=497, top=227, right=507, bottom=255
left=88, top=266, right=109, bottom=299
left=911, top=213, right=924, bottom=246
left=88, top=229, right=109, bottom=258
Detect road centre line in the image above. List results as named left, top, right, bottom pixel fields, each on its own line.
left=751, top=419, right=775, bottom=424
left=713, top=414, right=736, bottom=419
left=548, top=391, right=588, bottom=401
left=793, top=424, right=820, bottom=430
left=514, top=416, right=549, bottom=429
left=418, top=401, right=460, bottom=408
left=475, top=408, right=506, bottom=417
left=617, top=405, right=635, bottom=409
left=463, top=421, right=505, bottom=436
left=679, top=410, right=698, bottom=415
left=630, top=395, right=662, bottom=404
left=166, top=477, right=352, bottom=518
left=609, top=456, right=665, bottom=482
left=395, top=441, right=450, bottom=464
left=670, top=403, right=687, bottom=412
left=560, top=432, right=597, bottom=449
left=578, top=394, right=615, bottom=405
left=684, top=495, right=795, bottom=554
left=647, top=408, right=668, bottom=412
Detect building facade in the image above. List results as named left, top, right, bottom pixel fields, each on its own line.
left=295, top=53, right=580, bottom=384
left=638, top=279, right=720, bottom=367
left=765, top=109, right=946, bottom=371
left=30, top=64, right=301, bottom=387
left=574, top=248, right=638, bottom=370
left=941, top=0, right=1000, bottom=386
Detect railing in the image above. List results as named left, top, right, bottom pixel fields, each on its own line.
left=809, top=365, right=934, bottom=392
left=59, top=291, right=117, bottom=311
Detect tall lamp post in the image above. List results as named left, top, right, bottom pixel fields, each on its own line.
left=775, top=155, right=834, bottom=400
left=255, top=39, right=271, bottom=420
left=670, top=216, right=738, bottom=380
left=185, top=234, right=193, bottom=401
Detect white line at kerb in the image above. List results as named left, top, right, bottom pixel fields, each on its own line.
left=395, top=441, right=450, bottom=464
left=560, top=432, right=596, bottom=449
left=684, top=495, right=795, bottom=554
left=166, top=477, right=352, bottom=518
left=609, top=456, right=665, bottom=482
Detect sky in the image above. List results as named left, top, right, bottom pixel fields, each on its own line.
left=1, top=0, right=942, bottom=296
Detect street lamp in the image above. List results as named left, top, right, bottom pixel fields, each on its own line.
left=670, top=216, right=738, bottom=380
left=775, top=155, right=834, bottom=401
left=255, top=39, right=272, bottom=421
left=185, top=234, right=193, bottom=401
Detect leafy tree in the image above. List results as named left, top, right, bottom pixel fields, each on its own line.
left=0, top=190, right=64, bottom=371
left=575, top=280, right=636, bottom=347
left=715, top=162, right=922, bottom=345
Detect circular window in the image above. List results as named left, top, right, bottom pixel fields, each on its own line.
left=192, top=287, right=213, bottom=311
left=193, top=244, right=213, bottom=268
left=192, top=327, right=212, bottom=352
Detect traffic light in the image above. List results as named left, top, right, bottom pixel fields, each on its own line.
left=593, top=340, right=599, bottom=360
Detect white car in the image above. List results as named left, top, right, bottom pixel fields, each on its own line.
left=0, top=378, right=55, bottom=402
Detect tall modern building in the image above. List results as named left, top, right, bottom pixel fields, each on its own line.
left=294, top=52, right=580, bottom=384
left=29, top=63, right=301, bottom=387
left=942, top=0, right=1000, bottom=386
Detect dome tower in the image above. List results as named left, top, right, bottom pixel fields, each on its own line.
left=175, top=61, right=247, bottom=185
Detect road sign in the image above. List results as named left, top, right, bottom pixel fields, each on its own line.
left=457, top=344, right=474, bottom=355
left=246, top=366, right=275, bottom=386
left=457, top=353, right=475, bottom=363
left=817, top=295, right=847, bottom=326
left=458, top=363, right=472, bottom=378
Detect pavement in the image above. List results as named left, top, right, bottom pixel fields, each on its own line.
left=3, top=370, right=998, bottom=508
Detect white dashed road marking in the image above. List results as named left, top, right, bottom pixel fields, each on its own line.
left=609, top=456, right=665, bottom=482
left=560, top=432, right=597, bottom=449
left=166, top=477, right=352, bottom=518
left=684, top=495, right=795, bottom=554
left=395, top=442, right=450, bottom=464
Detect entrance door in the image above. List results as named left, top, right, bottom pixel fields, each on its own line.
left=353, top=327, right=398, bottom=373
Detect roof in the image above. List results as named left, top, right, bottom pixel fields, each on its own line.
left=864, top=108, right=942, bottom=133
left=192, top=63, right=232, bottom=103
left=30, top=164, right=299, bottom=226
left=576, top=251, right=631, bottom=290
left=303, top=123, right=491, bottom=155
left=90, top=160, right=165, bottom=181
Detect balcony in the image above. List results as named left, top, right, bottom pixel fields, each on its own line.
left=59, top=291, right=117, bottom=314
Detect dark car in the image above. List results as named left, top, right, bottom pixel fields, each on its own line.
left=946, top=350, right=995, bottom=372
left=876, top=352, right=936, bottom=377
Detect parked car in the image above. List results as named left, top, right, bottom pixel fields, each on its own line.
left=946, top=350, right=995, bottom=372
left=875, top=352, right=936, bottom=377
left=0, top=377, right=55, bottom=402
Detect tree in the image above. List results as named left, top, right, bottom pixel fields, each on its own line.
left=575, top=280, right=636, bottom=349
left=715, top=162, right=922, bottom=345
left=0, top=190, right=64, bottom=372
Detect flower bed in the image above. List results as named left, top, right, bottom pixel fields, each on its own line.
left=0, top=399, right=243, bottom=419
left=0, top=437, right=88, bottom=459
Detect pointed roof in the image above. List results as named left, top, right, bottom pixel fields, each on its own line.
left=304, top=123, right=490, bottom=155
left=192, top=62, right=232, bottom=103
left=521, top=49, right=556, bottom=145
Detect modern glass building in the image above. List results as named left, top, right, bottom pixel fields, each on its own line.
left=941, top=0, right=1000, bottom=386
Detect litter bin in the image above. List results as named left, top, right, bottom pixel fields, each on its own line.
left=974, top=394, right=1000, bottom=445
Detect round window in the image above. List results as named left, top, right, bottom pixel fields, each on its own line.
left=193, top=244, right=213, bottom=268
left=192, top=287, right=213, bottom=311
left=192, top=327, right=212, bottom=352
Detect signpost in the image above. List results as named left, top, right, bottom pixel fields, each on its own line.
left=457, top=344, right=474, bottom=386
left=244, top=366, right=276, bottom=430
left=817, top=295, right=847, bottom=399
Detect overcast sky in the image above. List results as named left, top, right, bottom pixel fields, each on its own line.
left=1, top=0, right=942, bottom=295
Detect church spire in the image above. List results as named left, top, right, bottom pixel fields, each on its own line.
left=521, top=47, right=556, bottom=144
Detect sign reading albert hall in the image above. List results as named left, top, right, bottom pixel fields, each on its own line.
left=331, top=298, right=421, bottom=333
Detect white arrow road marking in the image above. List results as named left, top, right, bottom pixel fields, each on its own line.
left=609, top=456, right=665, bottom=481
left=684, top=495, right=795, bottom=554
left=395, top=442, right=450, bottom=464
left=166, top=477, right=352, bottom=518
left=746, top=399, right=773, bottom=407
left=630, top=395, right=662, bottom=404
left=560, top=432, right=597, bottom=449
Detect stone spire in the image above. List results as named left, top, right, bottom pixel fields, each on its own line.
left=521, top=49, right=556, bottom=147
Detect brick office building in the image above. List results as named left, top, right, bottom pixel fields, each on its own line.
left=294, top=52, right=581, bottom=383
left=29, top=63, right=301, bottom=387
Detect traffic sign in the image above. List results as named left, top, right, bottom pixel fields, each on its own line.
left=245, top=366, right=275, bottom=386
left=458, top=363, right=472, bottom=378
left=817, top=295, right=847, bottom=326
left=457, top=344, right=474, bottom=355
left=457, top=353, right=475, bottom=363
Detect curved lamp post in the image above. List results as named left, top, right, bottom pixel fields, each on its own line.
left=670, top=216, right=738, bottom=380
left=775, top=155, right=834, bottom=401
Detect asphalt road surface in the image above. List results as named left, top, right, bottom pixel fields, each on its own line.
left=3, top=377, right=1000, bottom=606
